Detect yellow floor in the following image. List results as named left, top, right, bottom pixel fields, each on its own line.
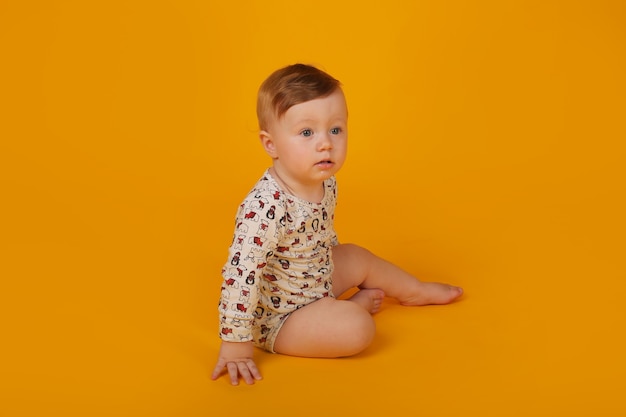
left=2, top=1, right=625, bottom=416
left=4, top=233, right=625, bottom=416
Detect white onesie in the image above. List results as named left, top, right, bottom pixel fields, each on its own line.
left=218, top=170, right=338, bottom=352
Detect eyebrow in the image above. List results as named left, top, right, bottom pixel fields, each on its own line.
left=295, top=117, right=346, bottom=124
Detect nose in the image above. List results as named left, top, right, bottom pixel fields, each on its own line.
left=317, top=132, right=333, bottom=151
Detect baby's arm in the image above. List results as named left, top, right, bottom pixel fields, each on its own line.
left=214, top=186, right=284, bottom=385
left=211, top=340, right=262, bottom=385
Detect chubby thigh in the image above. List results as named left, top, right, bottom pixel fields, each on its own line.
left=272, top=243, right=380, bottom=358
left=272, top=296, right=376, bottom=358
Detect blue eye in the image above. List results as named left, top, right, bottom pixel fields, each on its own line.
left=301, top=129, right=313, bottom=137
left=330, top=127, right=342, bottom=135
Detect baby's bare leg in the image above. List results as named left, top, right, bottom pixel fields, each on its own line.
left=331, top=243, right=463, bottom=305
left=273, top=244, right=462, bottom=358
left=273, top=297, right=377, bottom=358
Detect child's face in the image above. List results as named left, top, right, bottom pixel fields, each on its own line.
left=260, top=89, right=348, bottom=190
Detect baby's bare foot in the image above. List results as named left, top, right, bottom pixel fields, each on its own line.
left=400, top=282, right=463, bottom=306
left=348, top=288, right=385, bottom=314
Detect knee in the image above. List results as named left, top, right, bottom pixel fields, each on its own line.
left=352, top=313, right=376, bottom=354
left=337, top=304, right=376, bottom=357
left=335, top=243, right=376, bottom=268
left=339, top=243, right=372, bottom=257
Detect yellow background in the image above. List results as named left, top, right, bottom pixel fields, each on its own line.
left=2, top=0, right=625, bottom=416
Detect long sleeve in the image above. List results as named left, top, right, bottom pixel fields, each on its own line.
left=218, top=188, right=284, bottom=342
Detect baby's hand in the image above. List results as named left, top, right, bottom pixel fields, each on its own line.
left=211, top=341, right=262, bottom=385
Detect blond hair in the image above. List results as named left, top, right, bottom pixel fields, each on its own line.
left=257, top=64, right=341, bottom=131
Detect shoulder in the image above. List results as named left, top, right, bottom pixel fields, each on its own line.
left=236, top=172, right=288, bottom=219
left=242, top=173, right=291, bottom=206
left=242, top=173, right=279, bottom=202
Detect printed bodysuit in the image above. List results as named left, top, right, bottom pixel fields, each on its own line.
left=218, top=170, right=338, bottom=352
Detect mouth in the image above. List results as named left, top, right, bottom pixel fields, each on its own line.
left=315, top=160, right=334, bottom=169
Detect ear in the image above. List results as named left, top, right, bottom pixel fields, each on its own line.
left=259, top=130, right=278, bottom=159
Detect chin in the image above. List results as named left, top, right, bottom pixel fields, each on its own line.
left=319, top=171, right=336, bottom=181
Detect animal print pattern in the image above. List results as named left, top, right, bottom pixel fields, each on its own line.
left=218, top=170, right=338, bottom=350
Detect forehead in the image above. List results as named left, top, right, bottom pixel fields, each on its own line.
left=282, top=89, right=347, bottom=122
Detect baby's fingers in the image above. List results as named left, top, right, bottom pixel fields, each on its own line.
left=227, top=362, right=241, bottom=385
left=246, top=359, right=262, bottom=382
left=237, top=362, right=254, bottom=385
left=236, top=360, right=262, bottom=385
left=210, top=359, right=226, bottom=381
left=211, top=357, right=262, bottom=386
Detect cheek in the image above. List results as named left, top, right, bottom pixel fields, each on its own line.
left=279, top=144, right=308, bottom=162
left=337, top=139, right=348, bottom=154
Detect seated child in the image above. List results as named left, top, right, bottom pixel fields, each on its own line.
left=211, top=63, right=463, bottom=385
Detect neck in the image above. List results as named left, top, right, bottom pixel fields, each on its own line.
left=270, top=167, right=324, bottom=203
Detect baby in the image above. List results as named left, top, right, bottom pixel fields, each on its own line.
left=211, top=64, right=463, bottom=385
